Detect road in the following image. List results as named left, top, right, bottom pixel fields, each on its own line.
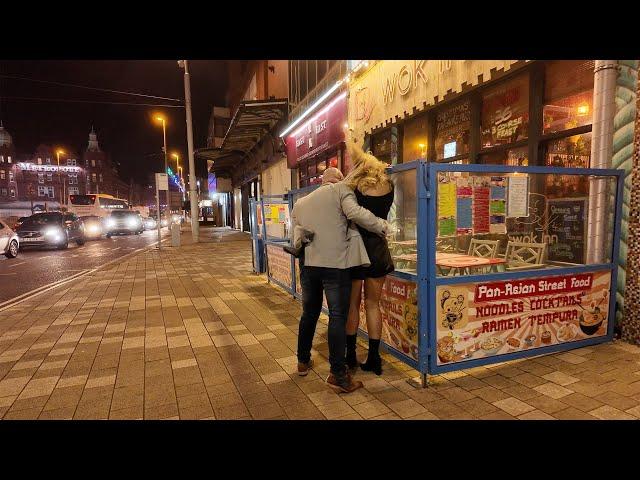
left=0, top=229, right=169, bottom=305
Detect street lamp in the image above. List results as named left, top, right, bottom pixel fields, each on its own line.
left=154, top=114, right=168, bottom=214
left=56, top=149, right=65, bottom=208
left=178, top=59, right=199, bottom=242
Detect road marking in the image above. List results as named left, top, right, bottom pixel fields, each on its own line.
left=7, top=262, right=26, bottom=268
left=0, top=273, right=17, bottom=276
left=0, top=238, right=166, bottom=312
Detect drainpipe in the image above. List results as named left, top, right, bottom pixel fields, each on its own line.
left=587, top=60, right=618, bottom=264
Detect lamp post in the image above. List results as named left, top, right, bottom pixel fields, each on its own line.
left=56, top=149, right=65, bottom=208
left=154, top=115, right=168, bottom=217
left=178, top=59, right=199, bottom=242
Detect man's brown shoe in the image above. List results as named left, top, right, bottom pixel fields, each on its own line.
left=326, top=371, right=363, bottom=393
left=297, top=359, right=313, bottom=376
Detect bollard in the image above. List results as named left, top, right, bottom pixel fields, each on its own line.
left=171, top=222, right=181, bottom=247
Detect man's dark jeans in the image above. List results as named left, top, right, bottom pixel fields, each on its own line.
left=297, top=262, right=352, bottom=375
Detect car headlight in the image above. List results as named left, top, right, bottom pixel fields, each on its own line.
left=127, top=218, right=139, bottom=228
left=44, top=227, right=63, bottom=241
left=87, top=223, right=101, bottom=234
left=106, top=219, right=116, bottom=228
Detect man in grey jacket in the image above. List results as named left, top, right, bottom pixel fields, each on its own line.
left=291, top=167, right=389, bottom=393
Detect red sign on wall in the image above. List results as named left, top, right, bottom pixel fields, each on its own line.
left=285, top=93, right=347, bottom=168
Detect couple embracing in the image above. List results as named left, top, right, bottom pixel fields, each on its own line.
left=290, top=144, right=394, bottom=393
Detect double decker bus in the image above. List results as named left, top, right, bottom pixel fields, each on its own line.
left=68, top=194, right=129, bottom=218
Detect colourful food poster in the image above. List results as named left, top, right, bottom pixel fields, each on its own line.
left=489, top=215, right=507, bottom=234
left=435, top=270, right=611, bottom=365
left=263, top=205, right=273, bottom=224
left=438, top=180, right=457, bottom=219
left=490, top=200, right=506, bottom=215
left=489, top=176, right=507, bottom=234
left=456, top=177, right=473, bottom=197
left=266, top=244, right=292, bottom=290
left=456, top=197, right=473, bottom=234
left=272, top=206, right=281, bottom=222
left=278, top=206, right=286, bottom=223
left=472, top=179, right=490, bottom=234
left=439, top=218, right=456, bottom=237
left=358, top=276, right=419, bottom=360
left=507, top=175, right=529, bottom=218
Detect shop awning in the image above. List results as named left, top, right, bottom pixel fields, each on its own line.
left=196, top=99, right=288, bottom=177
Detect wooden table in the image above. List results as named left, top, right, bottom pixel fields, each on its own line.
left=394, top=252, right=506, bottom=275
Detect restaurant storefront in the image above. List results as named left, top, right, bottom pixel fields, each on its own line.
left=349, top=60, right=599, bottom=173
left=284, top=91, right=348, bottom=187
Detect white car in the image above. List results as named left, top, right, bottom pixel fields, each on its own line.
left=0, top=219, right=20, bottom=258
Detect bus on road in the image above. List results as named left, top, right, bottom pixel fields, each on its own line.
left=68, top=194, right=129, bottom=218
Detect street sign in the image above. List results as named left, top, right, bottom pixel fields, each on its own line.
left=156, top=173, right=169, bottom=191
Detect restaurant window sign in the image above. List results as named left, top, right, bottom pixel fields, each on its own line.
left=481, top=73, right=529, bottom=148
left=284, top=93, right=347, bottom=168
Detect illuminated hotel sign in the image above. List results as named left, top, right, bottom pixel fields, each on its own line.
left=17, top=163, right=82, bottom=173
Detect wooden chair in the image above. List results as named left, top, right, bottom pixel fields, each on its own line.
left=505, top=241, right=547, bottom=271
left=468, top=239, right=500, bottom=258
left=466, top=239, right=500, bottom=274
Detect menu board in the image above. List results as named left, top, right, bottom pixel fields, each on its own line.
left=507, top=175, right=529, bottom=217
left=266, top=244, right=292, bottom=289
left=489, top=176, right=507, bottom=234
left=438, top=175, right=457, bottom=237
left=546, top=198, right=587, bottom=264
left=456, top=177, right=473, bottom=235
left=436, top=270, right=611, bottom=365
left=473, top=178, right=491, bottom=234
left=358, top=276, right=419, bottom=360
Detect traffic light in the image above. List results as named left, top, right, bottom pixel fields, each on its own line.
left=167, top=167, right=174, bottom=176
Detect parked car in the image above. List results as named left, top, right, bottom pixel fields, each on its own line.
left=143, top=217, right=157, bottom=230
left=16, top=212, right=85, bottom=249
left=104, top=210, right=144, bottom=237
left=80, top=215, right=104, bottom=240
left=0, top=219, right=20, bottom=258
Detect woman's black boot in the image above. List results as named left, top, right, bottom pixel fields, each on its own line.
left=346, top=334, right=358, bottom=371
left=360, top=339, right=382, bottom=376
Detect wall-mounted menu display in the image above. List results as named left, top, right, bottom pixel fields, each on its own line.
left=437, top=173, right=530, bottom=238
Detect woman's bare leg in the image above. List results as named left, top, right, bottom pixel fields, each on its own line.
left=346, top=279, right=362, bottom=335
left=364, top=276, right=385, bottom=339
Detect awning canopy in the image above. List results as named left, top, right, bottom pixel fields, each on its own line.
left=196, top=99, right=288, bottom=177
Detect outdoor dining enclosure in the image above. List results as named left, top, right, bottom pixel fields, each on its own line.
left=256, top=161, right=623, bottom=387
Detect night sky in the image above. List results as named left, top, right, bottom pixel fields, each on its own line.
left=0, top=60, right=228, bottom=184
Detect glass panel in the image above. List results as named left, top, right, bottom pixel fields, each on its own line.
left=435, top=100, right=471, bottom=161
left=544, top=133, right=591, bottom=198
left=481, top=73, right=529, bottom=148
left=264, top=203, right=290, bottom=239
left=402, top=112, right=428, bottom=162
left=387, top=168, right=418, bottom=276
left=543, top=60, right=594, bottom=134
left=479, top=146, right=528, bottom=166
left=434, top=170, right=617, bottom=278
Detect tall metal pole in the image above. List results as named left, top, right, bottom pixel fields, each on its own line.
left=180, top=60, right=199, bottom=242
left=162, top=119, right=168, bottom=218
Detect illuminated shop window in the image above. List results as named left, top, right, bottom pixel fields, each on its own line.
left=403, top=112, right=429, bottom=162
left=543, top=60, right=594, bottom=135
left=435, top=100, right=471, bottom=161
left=481, top=74, right=529, bottom=148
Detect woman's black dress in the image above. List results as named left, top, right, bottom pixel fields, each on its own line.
left=350, top=186, right=395, bottom=280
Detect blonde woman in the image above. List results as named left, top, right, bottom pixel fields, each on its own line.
left=343, top=144, right=394, bottom=375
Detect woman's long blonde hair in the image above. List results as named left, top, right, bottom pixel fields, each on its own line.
left=342, top=142, right=391, bottom=192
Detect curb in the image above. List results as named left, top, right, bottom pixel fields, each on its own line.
left=0, top=237, right=168, bottom=313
